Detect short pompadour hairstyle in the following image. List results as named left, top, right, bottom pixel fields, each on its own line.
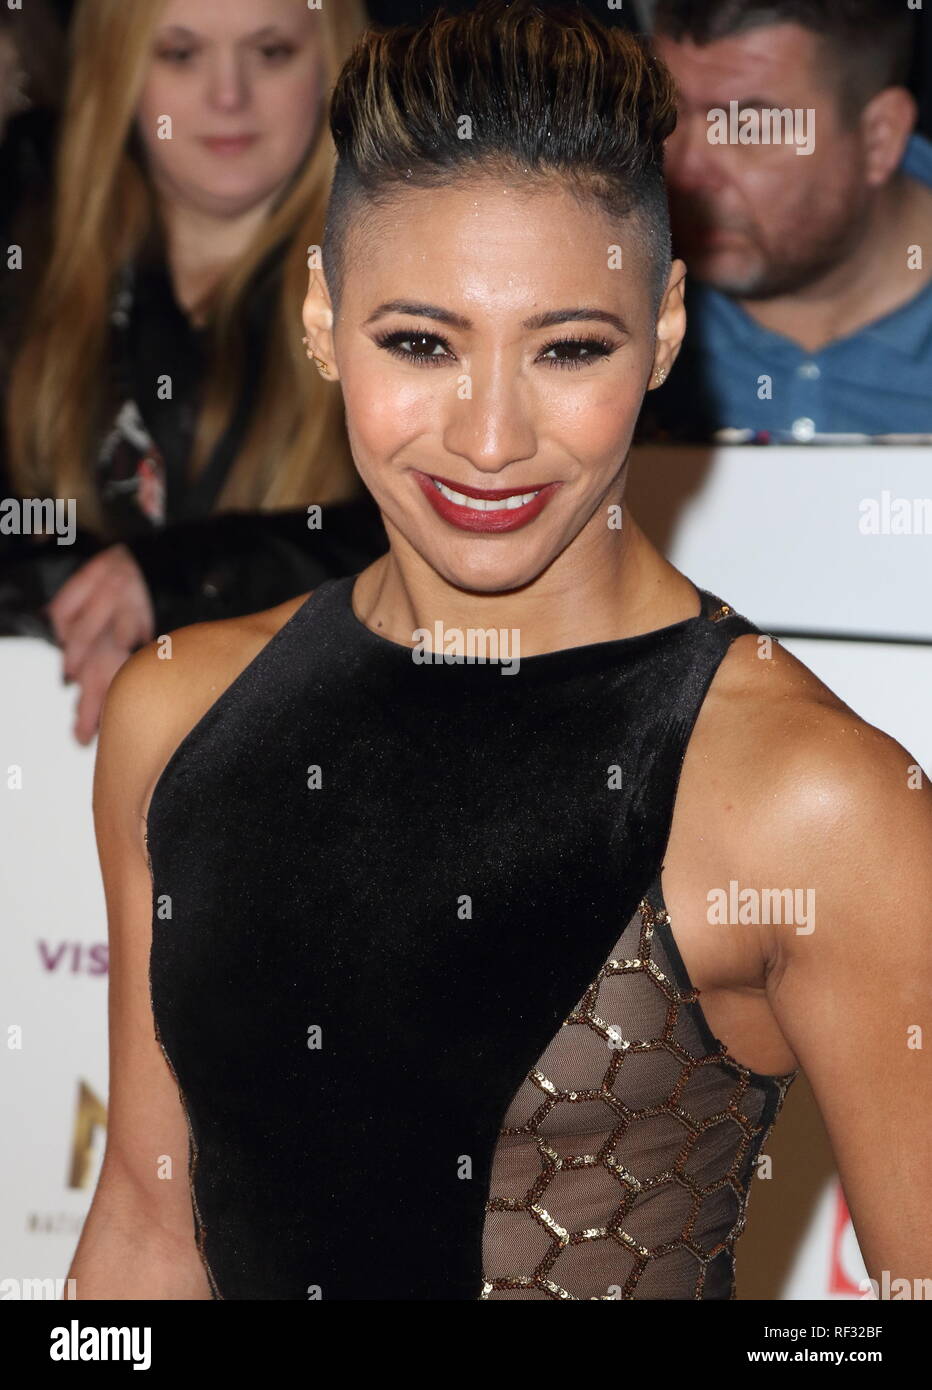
left=322, top=0, right=679, bottom=320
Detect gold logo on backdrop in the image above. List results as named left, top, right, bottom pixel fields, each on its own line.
left=68, top=1081, right=107, bottom=1188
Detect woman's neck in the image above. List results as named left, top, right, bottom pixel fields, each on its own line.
left=354, top=511, right=698, bottom=659
left=155, top=192, right=278, bottom=325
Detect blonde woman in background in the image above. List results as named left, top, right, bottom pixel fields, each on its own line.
left=2, top=0, right=386, bottom=743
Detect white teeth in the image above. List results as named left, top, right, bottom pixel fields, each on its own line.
left=432, top=479, right=541, bottom=510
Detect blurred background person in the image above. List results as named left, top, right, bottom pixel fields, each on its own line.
left=641, top=0, right=932, bottom=442
left=1, top=0, right=387, bottom=743
left=0, top=0, right=66, bottom=378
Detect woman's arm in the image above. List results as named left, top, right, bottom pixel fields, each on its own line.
left=66, top=645, right=215, bottom=1299
left=764, top=725, right=932, bottom=1289
left=67, top=599, right=305, bottom=1296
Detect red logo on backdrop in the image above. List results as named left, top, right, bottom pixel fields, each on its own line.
left=38, top=942, right=108, bottom=975
left=829, top=1183, right=863, bottom=1296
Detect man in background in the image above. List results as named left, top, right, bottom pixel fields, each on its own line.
left=645, top=0, right=932, bottom=441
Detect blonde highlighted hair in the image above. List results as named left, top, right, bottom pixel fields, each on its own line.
left=5, top=0, right=368, bottom=540
left=323, top=0, right=678, bottom=317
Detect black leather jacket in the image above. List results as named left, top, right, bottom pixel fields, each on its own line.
left=0, top=239, right=388, bottom=641
left=0, top=496, right=388, bottom=640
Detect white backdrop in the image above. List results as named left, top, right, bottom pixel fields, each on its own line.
left=1, top=445, right=929, bottom=1299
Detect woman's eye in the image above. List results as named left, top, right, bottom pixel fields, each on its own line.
left=155, top=42, right=296, bottom=66
left=374, top=331, right=616, bottom=370
left=376, top=331, right=453, bottom=367
left=540, top=337, right=614, bottom=369
left=259, top=43, right=296, bottom=62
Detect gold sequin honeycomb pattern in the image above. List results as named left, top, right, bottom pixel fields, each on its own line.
left=480, top=883, right=798, bottom=1300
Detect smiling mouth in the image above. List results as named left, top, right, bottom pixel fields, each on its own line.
left=414, top=470, right=561, bottom=533
left=430, top=478, right=542, bottom=512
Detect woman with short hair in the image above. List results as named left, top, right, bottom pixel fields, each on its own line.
left=73, top=0, right=932, bottom=1300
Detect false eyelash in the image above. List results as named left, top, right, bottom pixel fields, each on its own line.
left=373, top=329, right=452, bottom=368
left=373, top=328, right=617, bottom=370
left=539, top=334, right=616, bottom=369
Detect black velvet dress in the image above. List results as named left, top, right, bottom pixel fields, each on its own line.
left=145, top=572, right=798, bottom=1300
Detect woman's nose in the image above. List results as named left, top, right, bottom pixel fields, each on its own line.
left=441, top=366, right=538, bottom=473
left=204, top=51, right=251, bottom=112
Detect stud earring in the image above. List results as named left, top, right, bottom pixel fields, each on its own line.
left=655, top=367, right=668, bottom=386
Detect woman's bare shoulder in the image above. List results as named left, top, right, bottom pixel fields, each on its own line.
left=699, top=629, right=909, bottom=788
left=97, top=592, right=314, bottom=836
left=692, top=629, right=929, bottom=891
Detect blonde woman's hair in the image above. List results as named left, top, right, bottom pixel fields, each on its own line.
left=5, top=0, right=368, bottom=540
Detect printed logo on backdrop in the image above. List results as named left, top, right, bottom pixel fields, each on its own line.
left=829, top=1187, right=866, bottom=1297
left=38, top=942, right=108, bottom=974
left=21, top=1083, right=106, bottom=1245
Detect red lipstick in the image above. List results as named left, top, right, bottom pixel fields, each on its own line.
left=414, top=471, right=561, bottom=533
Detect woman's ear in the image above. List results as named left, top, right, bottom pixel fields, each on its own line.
left=302, top=268, right=339, bottom=380
left=649, top=258, right=687, bottom=388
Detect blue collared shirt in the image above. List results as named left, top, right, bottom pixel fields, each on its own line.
left=647, top=132, right=932, bottom=441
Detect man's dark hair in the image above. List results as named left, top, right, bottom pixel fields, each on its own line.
left=653, top=1, right=917, bottom=119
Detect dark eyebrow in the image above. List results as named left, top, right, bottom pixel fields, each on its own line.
left=364, top=301, right=630, bottom=335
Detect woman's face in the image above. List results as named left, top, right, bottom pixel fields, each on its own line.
left=319, top=177, right=684, bottom=595
left=135, top=0, right=325, bottom=218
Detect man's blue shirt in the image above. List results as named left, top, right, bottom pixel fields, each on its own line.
left=648, top=132, right=932, bottom=440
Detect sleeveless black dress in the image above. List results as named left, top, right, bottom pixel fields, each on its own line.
left=146, top=572, right=798, bottom=1300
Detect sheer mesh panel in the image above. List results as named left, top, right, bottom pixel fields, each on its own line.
left=481, top=887, right=797, bottom=1300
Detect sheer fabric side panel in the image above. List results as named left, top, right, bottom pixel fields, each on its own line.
left=481, top=894, right=787, bottom=1300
